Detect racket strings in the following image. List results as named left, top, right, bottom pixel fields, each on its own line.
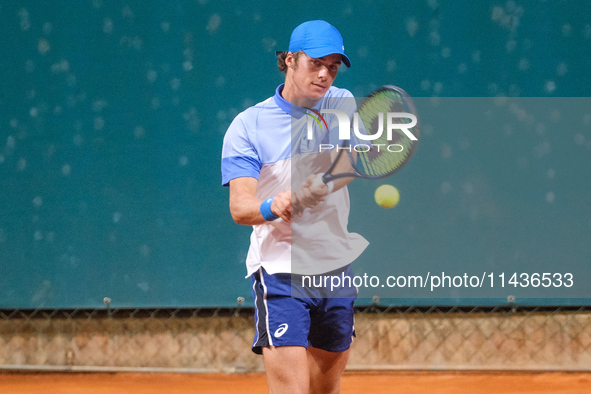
left=356, top=91, right=417, bottom=177
left=357, top=94, right=397, bottom=175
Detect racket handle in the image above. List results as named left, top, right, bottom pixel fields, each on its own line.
left=312, top=173, right=334, bottom=193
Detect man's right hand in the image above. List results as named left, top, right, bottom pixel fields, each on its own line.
left=272, top=190, right=292, bottom=223
left=292, top=174, right=330, bottom=216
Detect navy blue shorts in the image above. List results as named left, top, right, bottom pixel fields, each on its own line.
left=251, top=265, right=357, bottom=355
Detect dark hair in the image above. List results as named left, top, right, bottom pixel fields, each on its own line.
left=277, top=51, right=303, bottom=73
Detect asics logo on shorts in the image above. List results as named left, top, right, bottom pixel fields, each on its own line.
left=274, top=323, right=289, bottom=338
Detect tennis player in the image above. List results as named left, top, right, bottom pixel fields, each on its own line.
left=221, top=20, right=368, bottom=394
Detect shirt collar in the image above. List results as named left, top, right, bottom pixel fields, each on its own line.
left=274, top=84, right=324, bottom=118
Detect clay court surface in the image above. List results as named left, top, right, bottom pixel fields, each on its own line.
left=1, top=371, right=590, bottom=393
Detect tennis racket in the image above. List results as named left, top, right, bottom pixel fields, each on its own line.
left=313, top=85, right=420, bottom=188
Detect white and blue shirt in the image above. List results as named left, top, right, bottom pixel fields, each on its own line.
left=222, top=84, right=368, bottom=277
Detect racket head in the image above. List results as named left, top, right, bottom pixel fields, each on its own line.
left=349, top=85, right=420, bottom=179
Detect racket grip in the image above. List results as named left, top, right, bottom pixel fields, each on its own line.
left=313, top=173, right=334, bottom=193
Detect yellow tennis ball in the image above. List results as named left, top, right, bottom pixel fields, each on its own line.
left=375, top=184, right=400, bottom=208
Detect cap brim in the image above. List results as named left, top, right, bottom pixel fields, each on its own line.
left=303, top=48, right=351, bottom=67
left=275, top=49, right=351, bottom=67
left=341, top=54, right=351, bottom=68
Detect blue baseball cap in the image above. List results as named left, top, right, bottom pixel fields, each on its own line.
left=276, top=20, right=351, bottom=67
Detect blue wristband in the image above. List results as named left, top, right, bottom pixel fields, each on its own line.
left=260, top=197, right=279, bottom=221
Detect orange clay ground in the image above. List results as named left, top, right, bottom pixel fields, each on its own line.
left=1, top=370, right=590, bottom=393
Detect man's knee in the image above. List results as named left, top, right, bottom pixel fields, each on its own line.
left=263, top=346, right=309, bottom=394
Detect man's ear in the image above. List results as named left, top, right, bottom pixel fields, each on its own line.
left=285, top=52, right=295, bottom=69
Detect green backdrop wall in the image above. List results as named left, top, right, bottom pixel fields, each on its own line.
left=1, top=0, right=590, bottom=308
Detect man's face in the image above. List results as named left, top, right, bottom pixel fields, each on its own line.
left=286, top=52, right=342, bottom=101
